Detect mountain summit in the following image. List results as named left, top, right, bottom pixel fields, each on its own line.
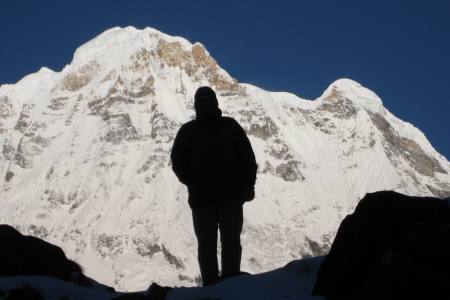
left=1, top=26, right=449, bottom=291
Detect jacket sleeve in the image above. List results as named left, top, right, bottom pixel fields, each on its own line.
left=231, top=119, right=257, bottom=188
left=170, top=125, right=191, bottom=185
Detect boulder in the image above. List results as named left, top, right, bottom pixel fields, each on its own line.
left=2, top=284, right=45, bottom=300
left=112, top=283, right=172, bottom=300
left=0, top=224, right=173, bottom=299
left=354, top=221, right=450, bottom=299
left=0, top=224, right=85, bottom=283
left=312, top=191, right=449, bottom=299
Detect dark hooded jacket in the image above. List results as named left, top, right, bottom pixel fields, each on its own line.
left=171, top=89, right=257, bottom=208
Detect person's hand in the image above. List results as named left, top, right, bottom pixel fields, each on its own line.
left=242, top=186, right=255, bottom=202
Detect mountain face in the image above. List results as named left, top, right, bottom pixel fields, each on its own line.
left=1, top=26, right=449, bottom=291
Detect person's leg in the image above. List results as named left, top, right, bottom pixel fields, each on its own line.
left=218, top=201, right=243, bottom=279
left=192, top=204, right=219, bottom=286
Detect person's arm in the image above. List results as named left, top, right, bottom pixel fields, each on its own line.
left=231, top=118, right=257, bottom=192
left=170, top=124, right=191, bottom=185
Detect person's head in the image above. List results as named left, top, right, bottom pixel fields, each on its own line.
left=194, top=86, right=221, bottom=120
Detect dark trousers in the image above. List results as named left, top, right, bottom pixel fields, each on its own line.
left=192, top=201, right=243, bottom=286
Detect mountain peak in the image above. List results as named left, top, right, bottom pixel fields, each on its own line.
left=61, top=26, right=242, bottom=96
left=69, top=26, right=191, bottom=68
left=320, top=78, right=384, bottom=114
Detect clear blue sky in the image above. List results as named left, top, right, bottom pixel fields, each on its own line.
left=1, top=0, right=449, bottom=159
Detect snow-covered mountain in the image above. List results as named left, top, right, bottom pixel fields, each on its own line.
left=1, top=26, right=449, bottom=291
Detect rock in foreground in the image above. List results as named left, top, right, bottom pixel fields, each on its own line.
left=313, top=190, right=450, bottom=299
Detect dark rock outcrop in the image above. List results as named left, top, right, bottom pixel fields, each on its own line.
left=2, top=284, right=45, bottom=300
left=354, top=221, right=450, bottom=300
left=0, top=224, right=173, bottom=299
left=313, top=191, right=449, bottom=299
left=112, top=283, right=172, bottom=300
left=0, top=224, right=85, bottom=283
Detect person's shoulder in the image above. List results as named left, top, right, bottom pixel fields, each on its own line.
left=221, top=116, right=245, bottom=131
left=221, top=116, right=241, bottom=126
left=180, top=119, right=198, bottom=130
left=176, top=120, right=198, bottom=136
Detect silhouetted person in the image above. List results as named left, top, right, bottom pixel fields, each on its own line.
left=171, top=86, right=257, bottom=286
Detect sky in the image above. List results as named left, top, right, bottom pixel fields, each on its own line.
left=1, top=0, right=449, bottom=159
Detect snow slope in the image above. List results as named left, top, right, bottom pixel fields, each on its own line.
left=0, top=256, right=324, bottom=300
left=168, top=256, right=325, bottom=300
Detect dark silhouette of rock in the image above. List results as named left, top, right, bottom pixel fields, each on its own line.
left=147, top=283, right=172, bottom=300
left=3, top=284, right=45, bottom=300
left=0, top=225, right=175, bottom=299
left=354, top=221, right=450, bottom=300
left=112, top=283, right=172, bottom=300
left=0, top=224, right=86, bottom=284
left=313, top=191, right=449, bottom=299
